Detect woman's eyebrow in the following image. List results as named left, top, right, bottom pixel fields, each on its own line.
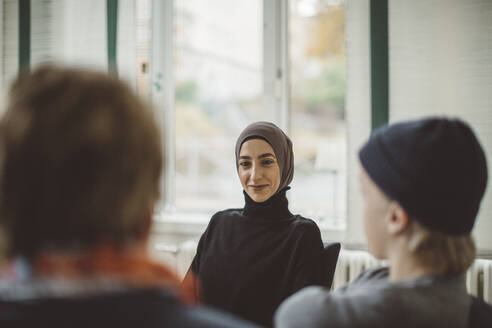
left=239, top=153, right=275, bottom=160
left=258, top=153, right=275, bottom=159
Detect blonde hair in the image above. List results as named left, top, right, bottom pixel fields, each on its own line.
left=406, top=219, right=476, bottom=275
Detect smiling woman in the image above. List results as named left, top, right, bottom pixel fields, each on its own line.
left=186, top=121, right=329, bottom=327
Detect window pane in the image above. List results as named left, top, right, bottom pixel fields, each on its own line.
left=174, top=0, right=265, bottom=214
left=289, top=0, right=346, bottom=228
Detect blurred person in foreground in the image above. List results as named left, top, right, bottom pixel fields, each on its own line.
left=0, top=66, right=257, bottom=328
left=275, top=118, right=488, bottom=328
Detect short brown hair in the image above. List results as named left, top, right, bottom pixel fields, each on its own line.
left=0, top=65, right=162, bottom=259
left=406, top=220, right=476, bottom=275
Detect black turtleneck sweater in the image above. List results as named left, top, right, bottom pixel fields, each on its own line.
left=189, top=188, right=325, bottom=327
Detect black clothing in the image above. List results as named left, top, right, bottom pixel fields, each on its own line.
left=190, top=188, right=325, bottom=327
left=0, top=287, right=258, bottom=328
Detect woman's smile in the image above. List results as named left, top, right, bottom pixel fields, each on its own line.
left=249, top=184, right=269, bottom=191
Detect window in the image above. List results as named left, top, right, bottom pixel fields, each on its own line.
left=149, top=0, right=347, bottom=226
left=289, top=0, right=346, bottom=227
left=173, top=0, right=265, bottom=214
left=0, top=0, right=347, bottom=228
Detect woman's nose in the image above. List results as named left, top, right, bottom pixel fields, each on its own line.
left=250, top=164, right=262, bottom=181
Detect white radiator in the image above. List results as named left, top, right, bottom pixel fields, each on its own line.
left=466, top=259, right=492, bottom=304
left=155, top=242, right=492, bottom=305
left=332, top=249, right=384, bottom=290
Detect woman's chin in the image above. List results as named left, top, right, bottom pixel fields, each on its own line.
left=247, top=190, right=272, bottom=203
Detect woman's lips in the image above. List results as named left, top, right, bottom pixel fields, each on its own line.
left=249, top=185, right=268, bottom=191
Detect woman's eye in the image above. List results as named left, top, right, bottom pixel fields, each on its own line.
left=239, top=161, right=250, bottom=167
left=262, top=159, right=274, bottom=165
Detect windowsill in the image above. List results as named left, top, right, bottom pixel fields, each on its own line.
left=152, top=213, right=492, bottom=259
left=152, top=212, right=211, bottom=236
left=152, top=211, right=346, bottom=242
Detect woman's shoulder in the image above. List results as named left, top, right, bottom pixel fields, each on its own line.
left=211, top=208, right=243, bottom=218
left=289, top=215, right=321, bottom=230
left=199, top=209, right=244, bottom=238
left=208, top=208, right=244, bottom=225
left=282, top=215, right=323, bottom=242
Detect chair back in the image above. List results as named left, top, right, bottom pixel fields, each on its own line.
left=469, top=295, right=492, bottom=328
left=322, top=242, right=341, bottom=289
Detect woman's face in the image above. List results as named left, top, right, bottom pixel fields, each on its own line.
left=238, top=138, right=281, bottom=203
left=360, top=168, right=391, bottom=259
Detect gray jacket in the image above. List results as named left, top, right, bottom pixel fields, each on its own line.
left=275, top=267, right=471, bottom=328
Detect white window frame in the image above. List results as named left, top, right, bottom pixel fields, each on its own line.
left=263, top=0, right=290, bottom=133
left=151, top=0, right=175, bottom=214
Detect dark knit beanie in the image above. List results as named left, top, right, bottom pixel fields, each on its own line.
left=359, top=117, right=488, bottom=235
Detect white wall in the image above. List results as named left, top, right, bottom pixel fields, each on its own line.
left=389, top=0, right=492, bottom=251
left=344, top=0, right=492, bottom=251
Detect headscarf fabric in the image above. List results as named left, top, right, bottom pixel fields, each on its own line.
left=235, top=121, right=294, bottom=192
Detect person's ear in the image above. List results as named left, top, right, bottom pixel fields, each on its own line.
left=386, top=202, right=410, bottom=235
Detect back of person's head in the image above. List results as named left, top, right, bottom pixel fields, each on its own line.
left=359, top=117, right=488, bottom=274
left=0, top=65, right=162, bottom=260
